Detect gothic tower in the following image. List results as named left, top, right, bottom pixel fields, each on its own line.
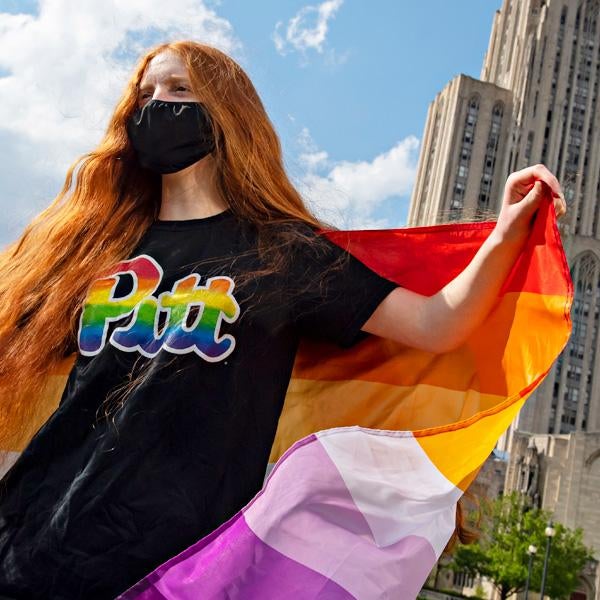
left=408, top=5, right=600, bottom=589
left=409, top=0, right=600, bottom=435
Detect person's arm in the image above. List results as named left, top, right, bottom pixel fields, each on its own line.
left=362, top=164, right=567, bottom=354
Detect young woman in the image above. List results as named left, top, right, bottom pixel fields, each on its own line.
left=0, top=40, right=565, bottom=599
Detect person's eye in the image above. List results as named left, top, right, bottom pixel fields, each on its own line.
left=137, top=86, right=188, bottom=102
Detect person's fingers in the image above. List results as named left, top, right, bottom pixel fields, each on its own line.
left=523, top=180, right=545, bottom=210
left=507, top=164, right=562, bottom=198
left=533, top=163, right=562, bottom=198
left=553, top=193, right=567, bottom=218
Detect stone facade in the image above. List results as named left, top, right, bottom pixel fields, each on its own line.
left=504, top=431, right=600, bottom=598
left=409, top=1, right=600, bottom=597
left=411, top=0, right=600, bottom=437
left=406, top=74, right=513, bottom=226
left=505, top=431, right=600, bottom=551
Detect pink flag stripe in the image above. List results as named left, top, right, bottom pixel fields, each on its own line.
left=245, top=427, right=456, bottom=598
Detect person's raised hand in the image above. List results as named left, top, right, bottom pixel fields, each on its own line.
left=494, top=163, right=566, bottom=244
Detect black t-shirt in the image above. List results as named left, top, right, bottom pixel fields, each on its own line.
left=0, top=209, right=396, bottom=599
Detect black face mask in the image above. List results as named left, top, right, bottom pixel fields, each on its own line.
left=126, top=99, right=216, bottom=174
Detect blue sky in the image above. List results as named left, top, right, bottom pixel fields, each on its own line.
left=0, top=0, right=501, bottom=242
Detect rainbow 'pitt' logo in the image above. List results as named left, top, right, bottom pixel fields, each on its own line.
left=77, top=254, right=240, bottom=362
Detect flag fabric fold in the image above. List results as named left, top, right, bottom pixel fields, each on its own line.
left=118, top=200, right=572, bottom=599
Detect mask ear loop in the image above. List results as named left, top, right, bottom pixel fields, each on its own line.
left=194, top=103, right=217, bottom=155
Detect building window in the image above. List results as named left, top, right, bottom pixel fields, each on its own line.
left=525, top=131, right=534, bottom=161
left=446, top=95, right=479, bottom=219
left=551, top=252, right=600, bottom=432
left=477, top=102, right=503, bottom=214
left=453, top=571, right=475, bottom=588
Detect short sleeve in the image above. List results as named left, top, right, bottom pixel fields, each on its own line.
left=287, top=228, right=397, bottom=348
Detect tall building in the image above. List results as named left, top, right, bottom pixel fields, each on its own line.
left=410, top=0, right=600, bottom=445
left=409, top=1, right=600, bottom=597
left=407, top=75, right=513, bottom=225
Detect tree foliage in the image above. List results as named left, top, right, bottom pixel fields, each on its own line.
left=448, top=492, right=594, bottom=600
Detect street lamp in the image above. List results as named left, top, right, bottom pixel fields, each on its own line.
left=539, top=521, right=556, bottom=599
left=524, top=544, right=537, bottom=600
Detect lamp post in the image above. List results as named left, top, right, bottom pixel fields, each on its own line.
left=524, top=544, right=537, bottom=600
left=539, top=521, right=556, bottom=599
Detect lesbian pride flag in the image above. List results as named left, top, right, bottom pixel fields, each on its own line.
left=117, top=198, right=572, bottom=599
left=10, top=195, right=573, bottom=600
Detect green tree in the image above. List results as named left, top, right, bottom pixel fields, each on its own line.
left=448, top=492, right=594, bottom=600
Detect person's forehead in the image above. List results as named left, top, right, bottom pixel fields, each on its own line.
left=139, top=52, right=190, bottom=88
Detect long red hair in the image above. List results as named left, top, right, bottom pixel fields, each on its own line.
left=0, top=40, right=322, bottom=455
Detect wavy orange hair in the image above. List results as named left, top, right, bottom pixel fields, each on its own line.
left=0, top=40, right=322, bottom=456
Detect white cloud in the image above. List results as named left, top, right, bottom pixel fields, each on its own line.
left=292, top=127, right=420, bottom=229
left=300, top=149, right=329, bottom=170
left=0, top=0, right=239, bottom=244
left=297, top=125, right=330, bottom=170
left=273, top=0, right=344, bottom=60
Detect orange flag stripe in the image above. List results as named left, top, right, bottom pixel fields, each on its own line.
left=288, top=292, right=569, bottom=393
left=416, top=395, right=528, bottom=489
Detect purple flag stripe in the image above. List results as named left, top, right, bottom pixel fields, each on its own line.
left=117, top=511, right=355, bottom=599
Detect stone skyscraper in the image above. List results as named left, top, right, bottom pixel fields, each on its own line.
left=409, top=1, right=600, bottom=596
